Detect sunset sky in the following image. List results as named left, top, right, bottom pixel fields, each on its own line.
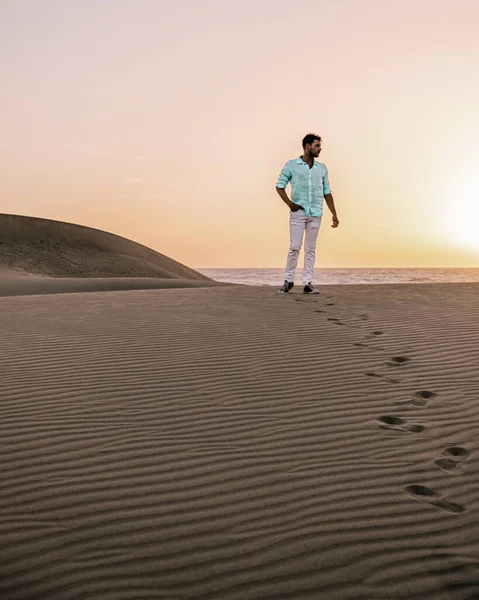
left=2, top=0, right=479, bottom=268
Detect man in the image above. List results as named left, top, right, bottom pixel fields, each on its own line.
left=276, top=133, right=339, bottom=294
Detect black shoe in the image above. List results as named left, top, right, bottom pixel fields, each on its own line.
left=303, top=282, right=319, bottom=294
left=278, top=280, right=294, bottom=294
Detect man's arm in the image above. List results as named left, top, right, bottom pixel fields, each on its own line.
left=276, top=162, right=298, bottom=210
left=323, top=167, right=339, bottom=227
left=276, top=187, right=297, bottom=211
left=324, top=193, right=339, bottom=227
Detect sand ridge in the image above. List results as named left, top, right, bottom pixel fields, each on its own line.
left=0, top=213, right=210, bottom=280
left=1, top=283, right=479, bottom=599
left=0, top=275, right=227, bottom=297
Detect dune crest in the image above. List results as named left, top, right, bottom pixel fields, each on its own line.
left=0, top=213, right=209, bottom=280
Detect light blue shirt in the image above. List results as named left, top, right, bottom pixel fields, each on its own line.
left=276, top=157, right=332, bottom=217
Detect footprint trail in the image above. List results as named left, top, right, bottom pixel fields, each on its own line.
left=404, top=485, right=465, bottom=514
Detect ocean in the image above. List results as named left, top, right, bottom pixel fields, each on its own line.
left=197, top=268, right=479, bottom=286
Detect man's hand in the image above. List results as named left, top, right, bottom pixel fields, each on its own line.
left=276, top=187, right=300, bottom=212
left=331, top=215, right=339, bottom=228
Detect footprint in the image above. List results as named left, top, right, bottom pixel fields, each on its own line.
left=365, top=372, right=401, bottom=384
left=315, top=310, right=325, bottom=313
left=415, top=390, right=436, bottom=400
left=326, top=303, right=335, bottom=306
left=385, top=356, right=411, bottom=367
left=377, top=415, right=425, bottom=433
left=435, top=447, right=469, bottom=472
left=394, top=390, right=437, bottom=408
left=404, top=484, right=465, bottom=514
left=410, top=390, right=436, bottom=406
left=328, top=317, right=356, bottom=329
left=365, top=330, right=384, bottom=340
left=358, top=314, right=369, bottom=321
left=328, top=317, right=344, bottom=325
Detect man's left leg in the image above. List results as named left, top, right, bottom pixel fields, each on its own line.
left=303, top=216, right=322, bottom=292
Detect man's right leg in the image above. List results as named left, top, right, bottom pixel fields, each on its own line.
left=282, top=210, right=306, bottom=290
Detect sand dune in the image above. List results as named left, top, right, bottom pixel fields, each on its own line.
left=1, top=283, right=479, bottom=599
left=0, top=213, right=210, bottom=280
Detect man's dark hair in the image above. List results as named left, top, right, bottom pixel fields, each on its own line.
left=302, top=133, right=322, bottom=149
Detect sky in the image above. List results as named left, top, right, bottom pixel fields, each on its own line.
left=1, top=0, right=479, bottom=268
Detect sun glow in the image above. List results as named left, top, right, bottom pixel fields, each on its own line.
left=441, top=170, right=479, bottom=253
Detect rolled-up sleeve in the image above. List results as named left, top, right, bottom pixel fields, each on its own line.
left=322, top=166, right=331, bottom=195
left=276, top=162, right=292, bottom=188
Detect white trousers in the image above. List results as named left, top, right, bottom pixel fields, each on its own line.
left=284, top=209, right=322, bottom=285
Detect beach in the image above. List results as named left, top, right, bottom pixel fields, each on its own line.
left=1, top=281, right=479, bottom=600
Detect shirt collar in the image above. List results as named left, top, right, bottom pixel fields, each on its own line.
left=297, top=157, right=319, bottom=167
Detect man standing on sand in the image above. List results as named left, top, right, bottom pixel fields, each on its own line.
left=276, top=133, right=339, bottom=294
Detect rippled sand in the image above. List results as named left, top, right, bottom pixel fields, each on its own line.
left=1, top=283, right=479, bottom=600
